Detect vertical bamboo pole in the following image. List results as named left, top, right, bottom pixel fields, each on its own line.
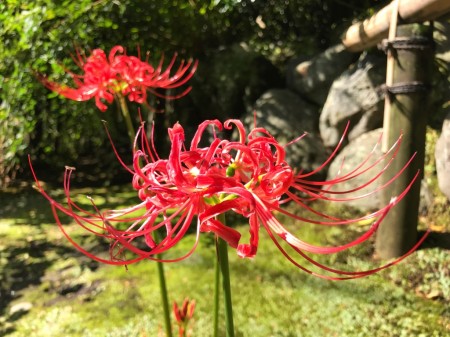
left=375, top=23, right=434, bottom=259
left=382, top=0, right=399, bottom=153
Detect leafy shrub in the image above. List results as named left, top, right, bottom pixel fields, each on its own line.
left=0, top=0, right=377, bottom=186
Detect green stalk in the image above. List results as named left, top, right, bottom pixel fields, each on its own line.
left=117, top=94, right=135, bottom=144
left=154, top=230, right=173, bottom=337
left=213, top=246, right=220, bottom=337
left=116, top=96, right=172, bottom=337
left=157, top=255, right=173, bottom=337
left=216, top=214, right=235, bottom=337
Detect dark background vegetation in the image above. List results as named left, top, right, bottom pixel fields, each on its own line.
left=0, top=0, right=381, bottom=186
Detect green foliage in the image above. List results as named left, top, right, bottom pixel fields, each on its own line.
left=0, top=0, right=379, bottom=186
left=0, top=0, right=112, bottom=186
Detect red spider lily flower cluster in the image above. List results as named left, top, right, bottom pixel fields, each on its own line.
left=30, top=119, right=429, bottom=280
left=38, top=46, right=197, bottom=111
left=173, top=298, right=196, bottom=337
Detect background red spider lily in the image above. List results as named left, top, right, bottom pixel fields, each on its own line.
left=37, top=46, right=197, bottom=112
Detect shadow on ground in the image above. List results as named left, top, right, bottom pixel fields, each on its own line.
left=420, top=230, right=450, bottom=250
left=0, top=179, right=134, bottom=330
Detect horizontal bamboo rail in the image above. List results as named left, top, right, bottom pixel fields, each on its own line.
left=342, top=0, right=450, bottom=52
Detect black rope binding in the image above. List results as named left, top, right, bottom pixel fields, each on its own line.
left=379, top=82, right=430, bottom=96
left=377, top=32, right=433, bottom=97
left=378, top=36, right=435, bottom=52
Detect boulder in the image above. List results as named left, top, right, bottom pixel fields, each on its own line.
left=435, top=112, right=450, bottom=200
left=241, top=89, right=328, bottom=174
left=319, top=51, right=386, bottom=148
left=327, top=128, right=431, bottom=212
left=435, top=20, right=450, bottom=63
left=429, top=20, right=450, bottom=130
left=286, top=44, right=359, bottom=106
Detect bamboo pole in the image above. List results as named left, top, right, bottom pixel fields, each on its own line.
left=342, top=0, right=450, bottom=52
left=382, top=0, right=399, bottom=153
left=375, top=23, right=434, bottom=259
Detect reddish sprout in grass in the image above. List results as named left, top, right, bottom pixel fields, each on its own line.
left=173, top=298, right=196, bottom=337
left=37, top=45, right=198, bottom=111
left=29, top=119, right=429, bottom=280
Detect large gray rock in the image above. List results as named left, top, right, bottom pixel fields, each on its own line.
left=319, top=52, right=386, bottom=148
left=429, top=20, right=450, bottom=130
left=286, top=44, right=359, bottom=106
left=242, top=89, right=328, bottom=174
left=435, top=20, right=450, bottom=62
left=435, top=112, right=450, bottom=200
left=434, top=21, right=450, bottom=201
left=326, top=129, right=431, bottom=212
left=326, top=129, right=385, bottom=210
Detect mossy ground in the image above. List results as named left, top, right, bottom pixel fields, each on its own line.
left=0, top=175, right=449, bottom=336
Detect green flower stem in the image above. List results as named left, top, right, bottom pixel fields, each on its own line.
left=154, top=230, right=173, bottom=337
left=213, top=247, right=220, bottom=337
left=117, top=94, right=135, bottom=144
left=116, top=97, right=172, bottom=337
left=157, top=255, right=173, bottom=337
left=216, top=214, right=235, bottom=337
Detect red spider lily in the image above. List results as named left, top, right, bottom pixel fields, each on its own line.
left=29, top=119, right=429, bottom=280
left=173, top=298, right=196, bottom=337
left=37, top=46, right=197, bottom=111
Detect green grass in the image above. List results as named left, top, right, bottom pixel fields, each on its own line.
left=0, top=182, right=449, bottom=336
